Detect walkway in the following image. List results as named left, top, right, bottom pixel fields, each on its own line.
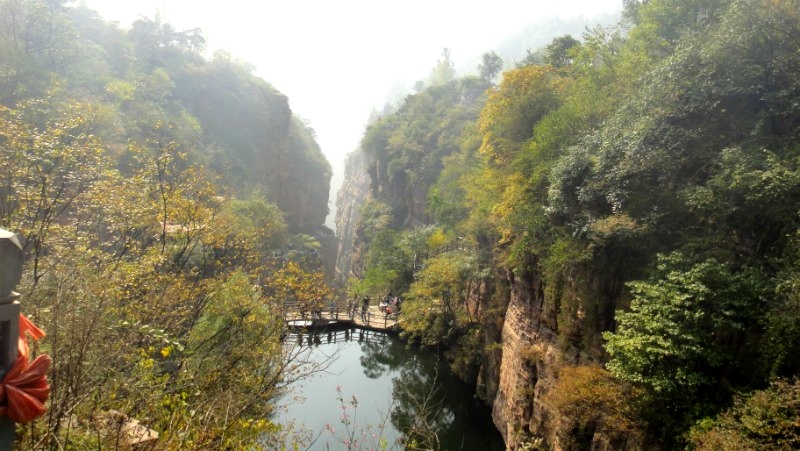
left=283, top=301, right=399, bottom=332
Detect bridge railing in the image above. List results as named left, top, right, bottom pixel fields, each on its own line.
left=281, top=297, right=400, bottom=329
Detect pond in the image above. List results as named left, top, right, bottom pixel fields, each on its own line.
left=275, top=327, right=505, bottom=450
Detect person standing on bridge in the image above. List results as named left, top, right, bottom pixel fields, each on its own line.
left=348, top=293, right=358, bottom=319
left=361, top=295, right=370, bottom=322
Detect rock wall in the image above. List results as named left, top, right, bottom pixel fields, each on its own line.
left=487, top=268, right=643, bottom=451
left=177, top=67, right=331, bottom=233
left=334, top=150, right=371, bottom=286
left=491, top=269, right=563, bottom=449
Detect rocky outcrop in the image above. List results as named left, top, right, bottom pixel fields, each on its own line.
left=334, top=150, right=371, bottom=285
left=315, top=225, right=338, bottom=285
left=486, top=268, right=643, bottom=451
left=491, top=269, right=561, bottom=448
left=175, top=64, right=331, bottom=233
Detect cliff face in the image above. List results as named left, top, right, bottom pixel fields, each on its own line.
left=335, top=82, right=631, bottom=450
left=478, top=268, right=642, bottom=451
left=334, top=150, right=371, bottom=285
left=174, top=62, right=331, bottom=233
left=490, top=269, right=562, bottom=448
left=277, top=119, right=332, bottom=233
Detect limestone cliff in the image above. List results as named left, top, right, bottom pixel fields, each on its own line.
left=335, top=79, right=638, bottom=451
left=490, top=269, right=565, bottom=449
left=480, top=268, right=644, bottom=450
left=334, top=149, right=371, bottom=286
left=175, top=66, right=331, bottom=233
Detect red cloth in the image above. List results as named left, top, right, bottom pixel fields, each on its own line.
left=0, top=351, right=51, bottom=422
left=19, top=315, right=45, bottom=341
left=0, top=315, right=51, bottom=422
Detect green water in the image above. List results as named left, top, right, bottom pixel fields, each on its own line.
left=276, top=328, right=505, bottom=450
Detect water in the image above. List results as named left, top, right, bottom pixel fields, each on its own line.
left=275, top=328, right=505, bottom=450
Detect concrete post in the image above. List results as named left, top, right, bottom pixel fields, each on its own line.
left=0, top=229, right=22, bottom=449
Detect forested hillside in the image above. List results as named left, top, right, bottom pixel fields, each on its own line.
left=339, top=0, right=800, bottom=448
left=1, top=0, right=332, bottom=448
left=1, top=1, right=331, bottom=232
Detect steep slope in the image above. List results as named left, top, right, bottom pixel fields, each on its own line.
left=1, top=3, right=331, bottom=233
left=334, top=149, right=371, bottom=285
left=337, top=1, right=800, bottom=449
left=172, top=63, right=331, bottom=232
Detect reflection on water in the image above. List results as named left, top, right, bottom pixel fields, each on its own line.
left=276, top=328, right=504, bottom=450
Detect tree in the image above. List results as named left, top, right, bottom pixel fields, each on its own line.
left=429, top=48, right=456, bottom=86
left=543, top=35, right=580, bottom=68
left=545, top=366, right=643, bottom=448
left=603, top=254, right=765, bottom=420
left=478, top=51, right=503, bottom=82
left=0, top=0, right=79, bottom=103
left=0, top=2, right=334, bottom=447
left=0, top=100, right=108, bottom=285
left=400, top=250, right=477, bottom=347
left=479, top=65, right=568, bottom=164
left=516, top=48, right=543, bottom=67
left=689, top=378, right=800, bottom=450
left=264, top=260, right=331, bottom=318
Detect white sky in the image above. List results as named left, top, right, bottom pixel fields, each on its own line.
left=80, top=0, right=622, bottom=229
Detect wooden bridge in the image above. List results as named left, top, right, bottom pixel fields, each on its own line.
left=287, top=327, right=391, bottom=347
left=282, top=300, right=400, bottom=332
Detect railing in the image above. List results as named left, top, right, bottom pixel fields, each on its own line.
left=281, top=298, right=399, bottom=330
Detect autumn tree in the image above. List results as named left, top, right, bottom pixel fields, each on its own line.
left=264, top=260, right=332, bottom=318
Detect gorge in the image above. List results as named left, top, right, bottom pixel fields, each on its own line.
left=2, top=0, right=800, bottom=449
left=332, top=1, right=800, bottom=449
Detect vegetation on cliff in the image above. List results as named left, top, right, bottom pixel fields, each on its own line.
left=1, top=0, right=332, bottom=447
left=347, top=0, right=800, bottom=447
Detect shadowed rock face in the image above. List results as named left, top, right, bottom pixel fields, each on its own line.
left=175, top=65, right=331, bottom=234
left=334, top=150, right=371, bottom=286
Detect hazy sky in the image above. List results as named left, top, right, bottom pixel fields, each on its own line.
left=81, top=0, right=622, bottom=229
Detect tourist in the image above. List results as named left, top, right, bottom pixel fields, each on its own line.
left=361, top=295, right=370, bottom=321
left=348, top=294, right=357, bottom=318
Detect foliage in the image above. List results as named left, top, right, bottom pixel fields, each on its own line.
left=221, top=197, right=288, bottom=257
left=478, top=51, right=503, bottom=82
left=761, top=229, right=800, bottom=378
left=400, top=251, right=479, bottom=347
left=603, top=253, right=767, bottom=440
left=0, top=0, right=331, bottom=231
left=361, top=76, right=489, bottom=230
left=545, top=366, right=643, bottom=447
left=478, top=65, right=567, bottom=164
left=264, top=260, right=331, bottom=318
left=429, top=48, right=456, bottom=87
left=542, top=35, right=580, bottom=68
left=343, top=0, right=800, bottom=446
left=181, top=271, right=286, bottom=447
left=0, top=1, right=334, bottom=447
left=1, top=105, right=309, bottom=447
left=0, top=99, right=107, bottom=281
left=689, top=378, right=800, bottom=450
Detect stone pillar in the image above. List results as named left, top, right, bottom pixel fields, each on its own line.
left=0, top=229, right=23, bottom=449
